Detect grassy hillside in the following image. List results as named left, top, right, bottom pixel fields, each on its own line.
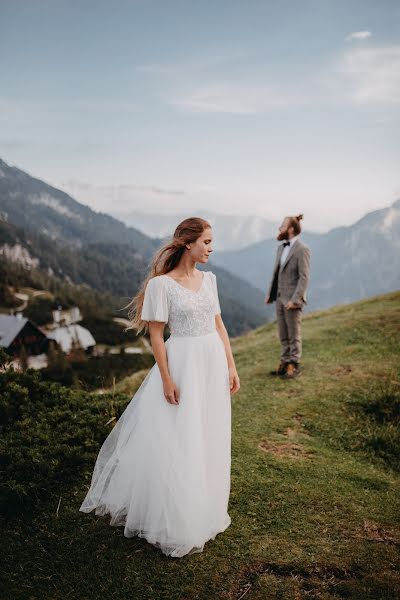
left=1, top=292, right=399, bottom=599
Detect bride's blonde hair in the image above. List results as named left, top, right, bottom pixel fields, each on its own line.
left=123, top=217, right=211, bottom=334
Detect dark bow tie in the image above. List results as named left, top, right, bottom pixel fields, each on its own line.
left=283, top=241, right=290, bottom=247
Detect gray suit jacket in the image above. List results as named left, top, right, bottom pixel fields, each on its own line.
left=267, top=239, right=311, bottom=307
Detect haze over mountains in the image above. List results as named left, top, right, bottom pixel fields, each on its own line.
left=56, top=181, right=278, bottom=251
left=110, top=210, right=279, bottom=251
left=62, top=175, right=400, bottom=311
left=0, top=159, right=158, bottom=257
left=0, top=158, right=268, bottom=336
left=1, top=157, right=398, bottom=321
left=213, top=199, right=400, bottom=310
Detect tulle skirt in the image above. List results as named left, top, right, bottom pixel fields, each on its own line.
left=79, top=330, right=232, bottom=557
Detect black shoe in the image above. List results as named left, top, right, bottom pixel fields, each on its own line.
left=270, top=362, right=289, bottom=376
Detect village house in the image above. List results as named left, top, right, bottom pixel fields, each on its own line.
left=43, top=305, right=96, bottom=356
left=0, top=313, right=49, bottom=357
left=45, top=324, right=96, bottom=355
left=0, top=305, right=96, bottom=369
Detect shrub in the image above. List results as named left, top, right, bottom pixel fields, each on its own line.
left=41, top=352, right=154, bottom=391
left=0, top=282, right=20, bottom=308
left=24, top=296, right=56, bottom=325
left=0, top=368, right=130, bottom=517
left=79, top=315, right=139, bottom=345
left=351, top=380, right=400, bottom=471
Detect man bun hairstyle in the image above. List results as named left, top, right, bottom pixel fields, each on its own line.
left=288, top=213, right=303, bottom=235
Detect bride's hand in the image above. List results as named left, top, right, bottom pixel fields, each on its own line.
left=163, top=377, right=180, bottom=405
left=229, top=367, right=240, bottom=395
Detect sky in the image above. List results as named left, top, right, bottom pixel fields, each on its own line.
left=0, top=0, right=399, bottom=232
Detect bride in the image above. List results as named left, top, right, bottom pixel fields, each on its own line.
left=79, top=217, right=240, bottom=557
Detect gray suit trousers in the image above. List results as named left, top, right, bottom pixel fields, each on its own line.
left=276, top=298, right=302, bottom=363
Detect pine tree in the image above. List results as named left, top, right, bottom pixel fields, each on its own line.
left=0, top=348, right=13, bottom=372
left=46, top=341, right=69, bottom=372
left=19, top=345, right=28, bottom=372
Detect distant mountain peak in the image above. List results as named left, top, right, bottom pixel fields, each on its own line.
left=392, top=198, right=400, bottom=208
left=378, top=199, right=400, bottom=236
left=0, top=157, right=159, bottom=257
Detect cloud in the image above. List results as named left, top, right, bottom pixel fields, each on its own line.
left=54, top=180, right=189, bottom=215
left=336, top=45, right=400, bottom=105
left=136, top=51, right=300, bottom=115
left=60, top=180, right=186, bottom=197
left=346, top=31, right=372, bottom=42
left=145, top=44, right=400, bottom=115
left=169, top=82, right=306, bottom=115
left=135, top=52, right=245, bottom=77
left=176, top=45, right=400, bottom=115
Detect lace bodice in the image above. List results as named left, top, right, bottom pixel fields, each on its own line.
left=141, top=271, right=221, bottom=337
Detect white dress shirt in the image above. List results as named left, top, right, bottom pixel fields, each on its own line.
left=280, top=234, right=300, bottom=267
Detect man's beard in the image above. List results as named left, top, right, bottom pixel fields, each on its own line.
left=277, top=229, right=289, bottom=241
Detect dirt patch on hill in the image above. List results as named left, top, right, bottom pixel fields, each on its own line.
left=329, top=364, right=353, bottom=376
left=258, top=440, right=313, bottom=459
left=353, top=519, right=400, bottom=546
left=284, top=412, right=311, bottom=439
left=220, top=561, right=365, bottom=600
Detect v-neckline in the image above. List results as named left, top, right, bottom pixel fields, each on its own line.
left=163, top=271, right=206, bottom=294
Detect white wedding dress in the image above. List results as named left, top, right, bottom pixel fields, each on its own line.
left=79, top=270, right=231, bottom=557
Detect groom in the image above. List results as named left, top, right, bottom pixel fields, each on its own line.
left=265, top=214, right=311, bottom=379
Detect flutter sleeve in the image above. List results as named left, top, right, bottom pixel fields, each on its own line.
left=209, top=271, right=221, bottom=315
left=141, top=276, right=169, bottom=323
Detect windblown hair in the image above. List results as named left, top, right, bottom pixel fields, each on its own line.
left=122, top=217, right=212, bottom=334
left=287, top=214, right=304, bottom=236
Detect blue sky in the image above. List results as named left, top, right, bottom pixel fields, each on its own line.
left=1, top=0, right=399, bottom=231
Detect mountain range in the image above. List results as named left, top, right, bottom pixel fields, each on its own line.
left=213, top=199, right=400, bottom=310
left=56, top=180, right=280, bottom=251
left=0, top=158, right=268, bottom=336
left=110, top=209, right=279, bottom=251
left=1, top=156, right=398, bottom=320
left=0, top=159, right=157, bottom=257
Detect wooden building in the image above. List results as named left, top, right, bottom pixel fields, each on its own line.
left=0, top=314, right=49, bottom=357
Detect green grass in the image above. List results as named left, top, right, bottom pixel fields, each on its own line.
left=2, top=292, right=400, bottom=599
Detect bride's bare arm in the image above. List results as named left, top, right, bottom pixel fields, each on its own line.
left=215, top=315, right=240, bottom=395
left=148, top=322, right=180, bottom=405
